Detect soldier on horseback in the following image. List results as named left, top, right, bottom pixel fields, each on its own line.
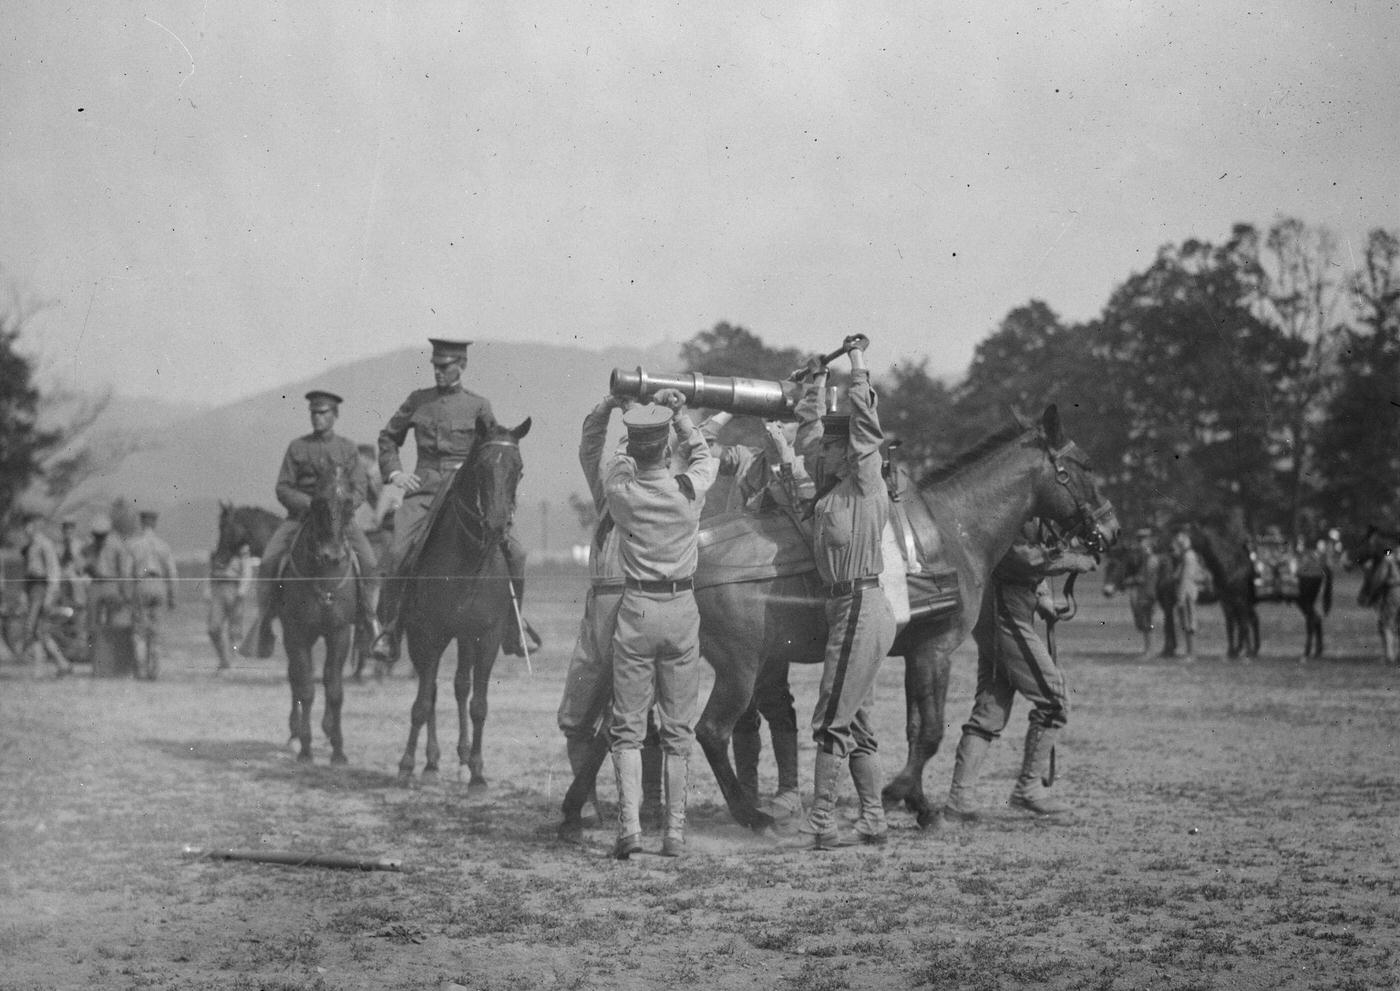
left=371, top=338, right=531, bottom=661
left=239, top=390, right=382, bottom=658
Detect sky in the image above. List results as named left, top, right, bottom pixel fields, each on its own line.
left=3, top=2, right=1397, bottom=406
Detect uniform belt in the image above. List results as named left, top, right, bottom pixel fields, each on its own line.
left=624, top=576, right=694, bottom=594
left=591, top=578, right=626, bottom=592
left=826, top=576, right=881, bottom=598
left=417, top=457, right=465, bottom=473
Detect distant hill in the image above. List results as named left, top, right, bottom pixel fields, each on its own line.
left=76, top=339, right=684, bottom=558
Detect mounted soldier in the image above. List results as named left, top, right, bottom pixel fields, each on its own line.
left=239, top=390, right=382, bottom=658
left=372, top=338, right=532, bottom=661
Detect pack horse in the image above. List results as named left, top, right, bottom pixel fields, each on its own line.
left=561, top=357, right=1118, bottom=834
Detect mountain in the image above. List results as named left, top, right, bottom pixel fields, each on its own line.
left=76, top=339, right=684, bottom=557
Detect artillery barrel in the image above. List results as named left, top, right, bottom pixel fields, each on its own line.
left=609, top=367, right=803, bottom=420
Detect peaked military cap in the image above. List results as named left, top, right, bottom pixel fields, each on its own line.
left=305, top=390, right=343, bottom=409
left=622, top=403, right=674, bottom=442
left=429, top=338, right=472, bottom=364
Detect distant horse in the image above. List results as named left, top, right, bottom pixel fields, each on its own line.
left=1354, top=526, right=1400, bottom=665
left=1188, top=523, right=1259, bottom=659
left=278, top=471, right=357, bottom=764
left=559, top=405, right=1118, bottom=833
left=396, top=419, right=532, bottom=786
left=215, top=502, right=280, bottom=562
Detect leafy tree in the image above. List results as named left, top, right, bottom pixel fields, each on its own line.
left=1249, top=218, right=1347, bottom=533
left=1086, top=233, right=1294, bottom=528
left=679, top=322, right=805, bottom=382
left=0, top=276, right=57, bottom=524
left=1313, top=228, right=1400, bottom=529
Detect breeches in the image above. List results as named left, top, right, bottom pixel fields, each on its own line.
left=609, top=589, right=701, bottom=755
left=557, top=588, right=624, bottom=739
left=1129, top=592, right=1156, bottom=634
left=964, top=583, right=1069, bottom=739
left=132, top=597, right=164, bottom=643
left=1174, top=588, right=1197, bottom=633
left=386, top=481, right=523, bottom=584
left=810, top=587, right=895, bottom=759
left=23, top=582, right=49, bottom=640
left=207, top=582, right=241, bottom=633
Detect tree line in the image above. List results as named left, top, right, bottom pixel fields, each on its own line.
left=683, top=219, right=1400, bottom=539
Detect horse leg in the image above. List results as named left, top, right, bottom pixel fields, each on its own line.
left=286, top=637, right=315, bottom=763
left=884, top=636, right=950, bottom=825
left=398, top=629, right=443, bottom=784
left=731, top=702, right=763, bottom=812
left=693, top=655, right=770, bottom=831
left=458, top=639, right=494, bottom=790
left=1247, top=607, right=1261, bottom=658
left=322, top=627, right=350, bottom=765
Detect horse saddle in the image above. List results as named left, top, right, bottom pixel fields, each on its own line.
left=694, top=469, right=961, bottom=633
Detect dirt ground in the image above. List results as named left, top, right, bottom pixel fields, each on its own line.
left=2, top=568, right=1397, bottom=991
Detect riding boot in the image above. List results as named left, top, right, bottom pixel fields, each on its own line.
left=796, top=749, right=847, bottom=850
left=848, top=752, right=888, bottom=846
left=732, top=724, right=762, bottom=811
left=565, top=734, right=603, bottom=824
left=236, top=574, right=278, bottom=659
left=370, top=577, right=401, bottom=663
left=1009, top=724, right=1067, bottom=816
left=640, top=734, right=665, bottom=831
left=358, top=580, right=384, bottom=657
left=611, top=748, right=643, bottom=860
left=940, top=730, right=992, bottom=825
left=659, top=752, right=689, bottom=857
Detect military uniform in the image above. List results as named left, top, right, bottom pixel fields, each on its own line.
left=793, top=354, right=896, bottom=847
left=127, top=512, right=178, bottom=680
left=84, top=519, right=131, bottom=650
left=1170, top=531, right=1204, bottom=660
left=19, top=519, right=71, bottom=675
left=242, top=391, right=380, bottom=658
left=605, top=398, right=717, bottom=858
left=375, top=338, right=528, bottom=655
left=942, top=522, right=1097, bottom=821
left=557, top=400, right=627, bottom=767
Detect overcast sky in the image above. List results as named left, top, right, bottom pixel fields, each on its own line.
left=4, top=2, right=1397, bottom=406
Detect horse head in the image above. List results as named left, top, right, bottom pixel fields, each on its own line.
left=304, top=467, right=354, bottom=571
left=1022, top=405, right=1120, bottom=555
left=451, top=418, right=531, bottom=544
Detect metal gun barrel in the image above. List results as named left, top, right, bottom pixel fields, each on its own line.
left=609, top=367, right=803, bottom=420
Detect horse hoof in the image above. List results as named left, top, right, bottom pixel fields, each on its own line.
left=297, top=751, right=313, bottom=764
left=557, top=821, right=584, bottom=844
left=397, top=769, right=415, bottom=787
left=748, top=811, right=775, bottom=833
left=331, top=753, right=348, bottom=766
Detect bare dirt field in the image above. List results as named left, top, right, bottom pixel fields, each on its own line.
left=2, top=569, right=1397, bottom=991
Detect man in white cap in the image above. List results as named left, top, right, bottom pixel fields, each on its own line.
left=605, top=388, right=717, bottom=859
left=374, top=338, right=530, bottom=659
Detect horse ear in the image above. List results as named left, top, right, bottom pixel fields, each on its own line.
left=1041, top=404, right=1064, bottom=448
left=511, top=417, right=532, bottom=441
left=1009, top=405, right=1032, bottom=430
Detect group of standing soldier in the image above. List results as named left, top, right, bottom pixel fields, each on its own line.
left=9, top=508, right=178, bottom=680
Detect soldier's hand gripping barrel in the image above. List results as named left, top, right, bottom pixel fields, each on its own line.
left=609, top=335, right=868, bottom=420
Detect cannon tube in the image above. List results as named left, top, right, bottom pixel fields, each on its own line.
left=609, top=367, right=804, bottom=420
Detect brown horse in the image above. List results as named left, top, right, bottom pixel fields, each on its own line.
left=278, top=472, right=357, bottom=764
left=395, top=419, right=531, bottom=786
left=559, top=405, right=1117, bottom=833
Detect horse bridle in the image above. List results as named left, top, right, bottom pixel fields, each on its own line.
left=282, top=505, right=355, bottom=606
left=1045, top=438, right=1113, bottom=557
left=445, top=438, right=521, bottom=557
